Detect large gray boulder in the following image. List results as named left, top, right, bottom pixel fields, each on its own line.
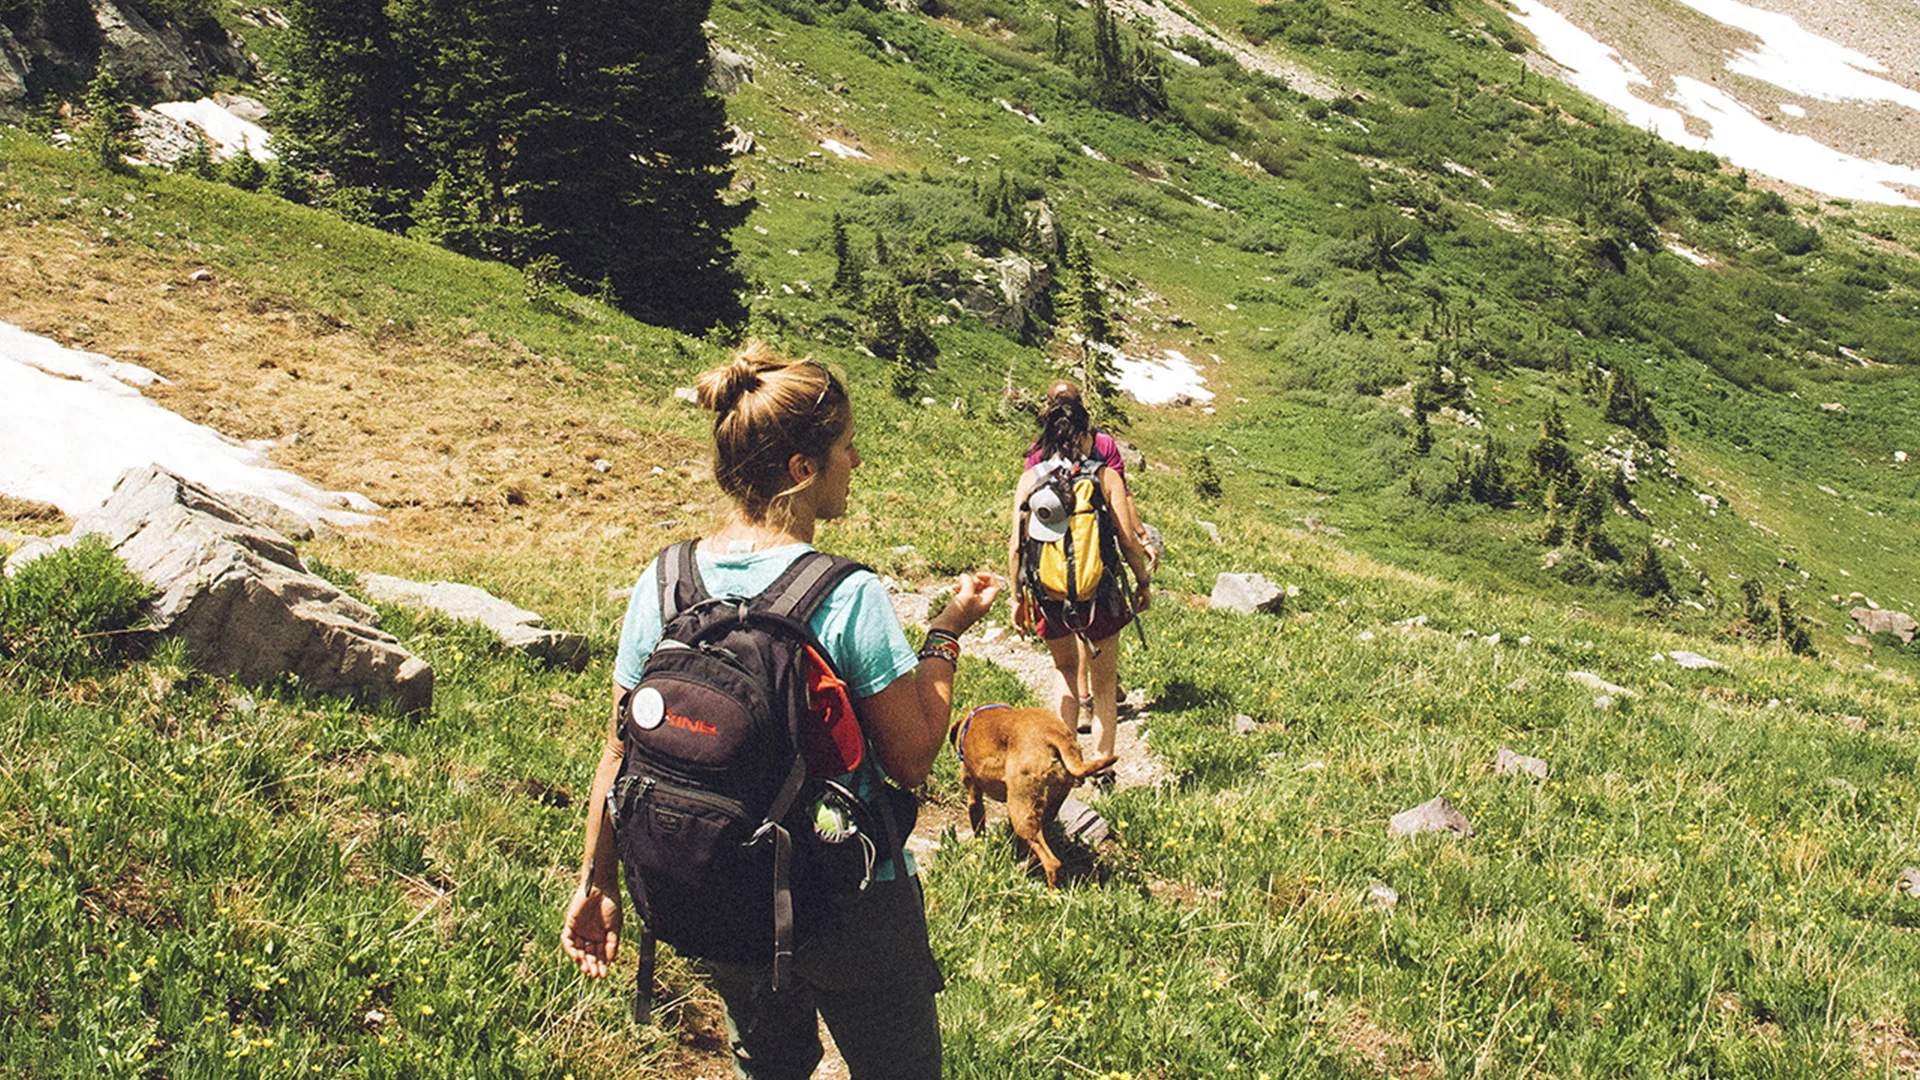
left=709, top=47, right=755, bottom=95
left=0, top=0, right=251, bottom=122
left=1210, top=572, right=1284, bottom=615
left=73, top=467, right=432, bottom=713
left=940, top=251, right=1052, bottom=330
left=1389, top=796, right=1476, bottom=839
left=359, top=574, right=589, bottom=670
left=1851, top=607, right=1918, bottom=645
left=0, top=24, right=29, bottom=119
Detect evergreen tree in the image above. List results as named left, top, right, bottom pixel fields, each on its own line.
left=830, top=212, right=862, bottom=298
left=1601, top=366, right=1666, bottom=445
left=78, top=68, right=137, bottom=171
left=408, top=168, right=491, bottom=257
left=1621, top=543, right=1672, bottom=598
left=1055, top=233, right=1109, bottom=346
left=276, top=0, right=424, bottom=225
left=174, top=134, right=219, bottom=181
left=1568, top=471, right=1617, bottom=560
left=222, top=144, right=268, bottom=192
left=981, top=170, right=1023, bottom=252
left=509, top=0, right=748, bottom=332
left=1527, top=401, right=1577, bottom=491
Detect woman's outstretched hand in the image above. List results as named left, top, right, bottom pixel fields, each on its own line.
left=934, top=570, right=1000, bottom=636
left=561, top=884, right=623, bottom=979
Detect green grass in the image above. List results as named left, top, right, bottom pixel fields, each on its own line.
left=6, top=0, right=1920, bottom=1072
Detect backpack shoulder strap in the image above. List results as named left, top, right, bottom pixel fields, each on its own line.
left=753, top=550, right=867, bottom=630
left=655, top=539, right=709, bottom=622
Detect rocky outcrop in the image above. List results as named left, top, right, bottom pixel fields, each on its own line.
left=72, top=467, right=433, bottom=713
left=1389, top=796, right=1475, bottom=839
left=938, top=251, right=1052, bottom=330
left=1210, top=572, right=1288, bottom=615
left=359, top=573, right=589, bottom=670
left=0, top=0, right=252, bottom=122
left=1851, top=607, right=1917, bottom=645
left=708, top=47, right=754, bottom=95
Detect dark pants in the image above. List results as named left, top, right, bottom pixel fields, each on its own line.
left=704, top=875, right=944, bottom=1080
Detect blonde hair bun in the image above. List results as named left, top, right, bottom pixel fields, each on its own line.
left=695, top=354, right=768, bottom=415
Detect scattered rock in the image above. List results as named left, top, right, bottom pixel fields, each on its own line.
left=1195, top=520, right=1222, bottom=545
left=73, top=467, right=432, bottom=713
left=1851, top=608, right=1918, bottom=645
left=1666, top=650, right=1723, bottom=670
left=1899, top=868, right=1920, bottom=900
left=1567, top=671, right=1633, bottom=697
left=1210, top=572, right=1284, bottom=615
left=359, top=574, right=589, bottom=670
left=708, top=47, right=755, bottom=95
left=1389, top=796, right=1475, bottom=839
left=1057, top=797, right=1110, bottom=844
left=673, top=386, right=699, bottom=405
left=938, top=251, right=1052, bottom=330
left=3, top=533, right=80, bottom=576
left=1366, top=882, right=1399, bottom=911
left=888, top=589, right=931, bottom=629
left=1493, top=746, right=1549, bottom=780
left=1233, top=714, right=1259, bottom=736
left=227, top=492, right=318, bottom=542
left=1594, top=695, right=1617, bottom=710
left=189, top=268, right=214, bottom=282
left=1141, top=522, right=1164, bottom=565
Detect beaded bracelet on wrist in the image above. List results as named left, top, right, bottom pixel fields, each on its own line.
left=917, top=631, right=961, bottom=666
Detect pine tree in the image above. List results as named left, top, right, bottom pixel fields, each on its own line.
left=223, top=145, right=268, bottom=192
left=1056, top=233, right=1109, bottom=346
left=508, top=0, right=748, bottom=332
left=79, top=68, right=137, bottom=171
left=1528, top=402, right=1575, bottom=483
left=277, top=0, right=424, bottom=226
left=830, top=212, right=862, bottom=298
left=1622, top=543, right=1672, bottom=598
left=174, top=134, right=219, bottom=181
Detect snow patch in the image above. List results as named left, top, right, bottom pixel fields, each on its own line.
left=0, top=321, right=376, bottom=527
left=1508, top=0, right=1920, bottom=205
left=1667, top=241, right=1712, bottom=265
left=820, top=139, right=871, bottom=160
left=1095, top=344, right=1216, bottom=406
left=995, top=99, right=1043, bottom=125
left=152, top=99, right=275, bottom=161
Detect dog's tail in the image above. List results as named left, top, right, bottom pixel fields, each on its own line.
left=1048, top=730, right=1119, bottom=780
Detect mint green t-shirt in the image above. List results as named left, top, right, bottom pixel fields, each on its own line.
left=614, top=542, right=921, bottom=879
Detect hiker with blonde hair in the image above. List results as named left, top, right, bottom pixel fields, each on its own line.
left=563, top=341, right=998, bottom=1079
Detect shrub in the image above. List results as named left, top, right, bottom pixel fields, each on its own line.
left=0, top=537, right=150, bottom=677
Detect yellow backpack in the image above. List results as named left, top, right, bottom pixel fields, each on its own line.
left=1023, top=455, right=1118, bottom=608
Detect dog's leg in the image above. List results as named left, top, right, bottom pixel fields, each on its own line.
left=1008, top=775, right=1064, bottom=887
left=967, top=780, right=987, bottom=838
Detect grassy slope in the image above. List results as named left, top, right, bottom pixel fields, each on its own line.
left=4, top=0, right=1920, bottom=1074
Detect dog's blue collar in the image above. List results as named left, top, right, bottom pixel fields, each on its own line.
left=955, top=703, right=1012, bottom=763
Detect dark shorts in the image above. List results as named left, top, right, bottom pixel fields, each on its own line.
left=1036, top=588, right=1134, bottom=643
left=704, top=875, right=944, bottom=1080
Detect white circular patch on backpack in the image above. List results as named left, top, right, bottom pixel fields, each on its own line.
left=630, top=686, right=665, bottom=730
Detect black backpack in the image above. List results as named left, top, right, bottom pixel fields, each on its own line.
left=608, top=540, right=913, bottom=1023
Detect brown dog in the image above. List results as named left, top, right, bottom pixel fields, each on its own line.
left=950, top=705, right=1118, bottom=886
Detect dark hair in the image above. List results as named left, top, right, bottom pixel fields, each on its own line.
left=1035, top=388, right=1090, bottom=461
left=694, top=341, right=850, bottom=523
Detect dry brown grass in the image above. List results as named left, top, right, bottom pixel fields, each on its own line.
left=1, top=208, right=729, bottom=618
